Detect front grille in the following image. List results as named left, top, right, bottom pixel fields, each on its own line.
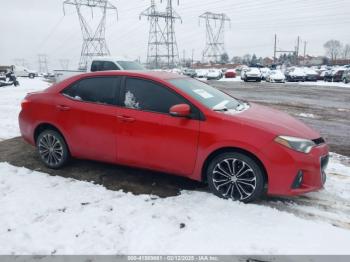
left=312, top=137, right=325, bottom=145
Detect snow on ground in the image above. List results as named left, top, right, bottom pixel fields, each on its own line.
left=1, top=162, right=350, bottom=255
left=297, top=113, right=316, bottom=118
left=287, top=81, right=350, bottom=88
left=1, top=77, right=350, bottom=254
left=0, top=77, right=50, bottom=140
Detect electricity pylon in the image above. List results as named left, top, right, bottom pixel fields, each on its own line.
left=38, top=54, right=49, bottom=73
left=140, top=0, right=181, bottom=69
left=63, top=0, right=118, bottom=70
left=199, top=12, right=231, bottom=63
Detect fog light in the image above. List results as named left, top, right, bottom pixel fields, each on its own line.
left=292, top=170, right=303, bottom=189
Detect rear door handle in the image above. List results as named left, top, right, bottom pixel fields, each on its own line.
left=117, top=115, right=135, bottom=122
left=56, top=105, right=70, bottom=111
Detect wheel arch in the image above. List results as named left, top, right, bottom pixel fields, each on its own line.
left=34, top=123, right=69, bottom=151
left=201, top=147, right=268, bottom=187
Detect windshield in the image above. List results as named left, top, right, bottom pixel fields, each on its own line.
left=168, top=78, right=242, bottom=111
left=116, top=61, right=145, bottom=70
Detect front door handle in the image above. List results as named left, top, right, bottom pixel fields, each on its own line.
left=117, top=115, right=135, bottom=122
left=56, top=105, right=70, bottom=111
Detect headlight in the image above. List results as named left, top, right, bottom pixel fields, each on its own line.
left=274, top=136, right=316, bottom=153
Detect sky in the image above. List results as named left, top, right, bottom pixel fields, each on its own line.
left=0, top=0, right=350, bottom=70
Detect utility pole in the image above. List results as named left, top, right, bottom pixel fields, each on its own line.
left=199, top=12, right=231, bottom=63
left=303, top=41, right=307, bottom=58
left=273, top=34, right=277, bottom=63
left=191, top=49, right=194, bottom=67
left=63, top=0, right=118, bottom=70
left=140, top=0, right=181, bottom=69
left=295, top=36, right=301, bottom=65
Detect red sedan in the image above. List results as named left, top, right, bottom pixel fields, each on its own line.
left=224, top=69, right=236, bottom=78
left=19, top=71, right=329, bottom=202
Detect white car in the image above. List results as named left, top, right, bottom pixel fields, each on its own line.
left=13, top=65, right=37, bottom=78
left=285, top=67, right=306, bottom=82
left=260, top=67, right=271, bottom=80
left=241, top=67, right=262, bottom=82
left=206, top=69, right=222, bottom=80
left=266, top=70, right=286, bottom=83
left=54, top=56, right=146, bottom=82
left=195, top=69, right=208, bottom=78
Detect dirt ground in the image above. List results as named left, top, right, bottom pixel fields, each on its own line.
left=0, top=137, right=206, bottom=197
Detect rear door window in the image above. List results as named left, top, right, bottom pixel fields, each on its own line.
left=62, top=77, right=120, bottom=106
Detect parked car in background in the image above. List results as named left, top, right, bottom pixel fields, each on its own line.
left=0, top=65, right=37, bottom=78
left=241, top=67, right=262, bottom=82
left=324, top=69, right=345, bottom=82
left=317, top=70, right=327, bottom=80
left=342, top=70, right=350, bottom=83
left=14, top=65, right=38, bottom=78
left=182, top=68, right=197, bottom=78
left=195, top=69, right=208, bottom=78
left=19, top=71, right=329, bottom=202
left=285, top=67, right=306, bottom=82
left=303, top=68, right=318, bottom=81
left=224, top=69, right=236, bottom=78
left=54, top=56, right=145, bottom=83
left=206, top=69, right=222, bottom=80
left=265, top=70, right=285, bottom=83
left=260, top=68, right=270, bottom=80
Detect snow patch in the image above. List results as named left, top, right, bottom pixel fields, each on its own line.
left=297, top=113, right=316, bottom=118
left=0, top=77, right=50, bottom=140
left=1, top=162, right=350, bottom=255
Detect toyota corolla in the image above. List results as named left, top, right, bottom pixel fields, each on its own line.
left=19, top=71, right=329, bottom=202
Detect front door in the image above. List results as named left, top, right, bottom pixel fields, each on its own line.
left=116, top=77, right=200, bottom=176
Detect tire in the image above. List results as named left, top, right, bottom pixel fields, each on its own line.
left=206, top=152, right=265, bottom=203
left=29, top=73, right=35, bottom=79
left=36, top=129, right=70, bottom=169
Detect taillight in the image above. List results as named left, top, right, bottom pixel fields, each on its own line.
left=21, top=99, right=30, bottom=110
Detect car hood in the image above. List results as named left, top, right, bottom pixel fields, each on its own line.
left=226, top=103, right=320, bottom=139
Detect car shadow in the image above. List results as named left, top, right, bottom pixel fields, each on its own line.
left=0, top=137, right=207, bottom=197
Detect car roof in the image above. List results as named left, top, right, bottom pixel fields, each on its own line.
left=76, top=70, right=186, bottom=81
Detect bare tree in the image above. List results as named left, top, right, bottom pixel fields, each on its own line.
left=324, top=40, right=342, bottom=64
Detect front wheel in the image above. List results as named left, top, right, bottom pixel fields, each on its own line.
left=36, top=130, right=70, bottom=169
left=207, top=152, right=265, bottom=203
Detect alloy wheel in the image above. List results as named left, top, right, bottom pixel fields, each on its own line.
left=212, top=158, right=257, bottom=201
left=38, top=133, right=64, bottom=166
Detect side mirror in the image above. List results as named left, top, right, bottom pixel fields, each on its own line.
left=169, top=104, right=191, bottom=118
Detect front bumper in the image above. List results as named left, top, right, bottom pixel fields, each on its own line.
left=260, top=140, right=329, bottom=196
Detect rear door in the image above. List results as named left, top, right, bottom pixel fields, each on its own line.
left=116, top=77, right=200, bottom=175
left=55, top=76, right=121, bottom=163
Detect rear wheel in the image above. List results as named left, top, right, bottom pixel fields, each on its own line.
left=36, top=130, right=70, bottom=169
left=207, top=152, right=265, bottom=203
